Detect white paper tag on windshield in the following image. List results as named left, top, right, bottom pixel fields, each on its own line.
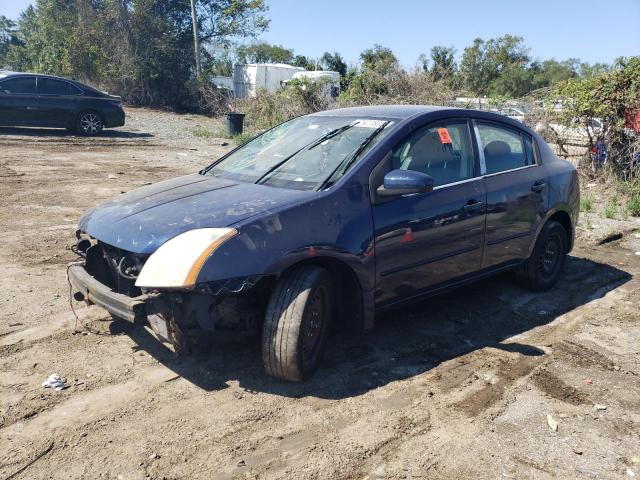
left=355, top=119, right=388, bottom=129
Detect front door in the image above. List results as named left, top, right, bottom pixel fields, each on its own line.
left=371, top=119, right=486, bottom=306
left=0, top=76, right=38, bottom=126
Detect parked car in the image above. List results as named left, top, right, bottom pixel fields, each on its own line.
left=0, top=71, right=125, bottom=135
left=535, top=118, right=603, bottom=144
left=69, top=106, right=579, bottom=381
left=496, top=107, right=527, bottom=123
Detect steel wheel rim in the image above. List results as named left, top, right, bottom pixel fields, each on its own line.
left=80, top=113, right=101, bottom=134
left=539, top=234, right=560, bottom=277
left=301, top=285, right=328, bottom=364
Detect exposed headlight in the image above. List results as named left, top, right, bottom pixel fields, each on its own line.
left=135, top=228, right=238, bottom=289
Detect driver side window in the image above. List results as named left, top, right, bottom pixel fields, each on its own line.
left=391, top=120, right=476, bottom=187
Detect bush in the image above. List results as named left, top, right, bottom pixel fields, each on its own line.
left=627, top=194, right=640, bottom=216
left=339, top=65, right=456, bottom=107
left=232, top=78, right=330, bottom=133
left=580, top=193, right=594, bottom=213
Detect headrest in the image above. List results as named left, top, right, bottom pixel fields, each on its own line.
left=484, top=140, right=511, bottom=158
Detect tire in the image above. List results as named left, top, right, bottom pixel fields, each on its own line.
left=262, top=266, right=333, bottom=382
left=76, top=110, right=104, bottom=136
left=515, top=220, right=567, bottom=291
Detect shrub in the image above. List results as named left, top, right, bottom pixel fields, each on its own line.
left=232, top=78, right=330, bottom=133
left=339, top=66, right=456, bottom=107
left=603, top=204, right=616, bottom=219
left=190, top=127, right=215, bottom=138
left=626, top=194, right=640, bottom=216
left=580, top=193, right=594, bottom=213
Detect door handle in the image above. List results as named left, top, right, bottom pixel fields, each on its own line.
left=531, top=180, right=546, bottom=193
left=463, top=200, right=485, bottom=213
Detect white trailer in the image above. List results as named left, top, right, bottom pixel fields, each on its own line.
left=233, top=63, right=305, bottom=98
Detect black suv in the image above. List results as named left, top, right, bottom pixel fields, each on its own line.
left=0, top=71, right=125, bottom=135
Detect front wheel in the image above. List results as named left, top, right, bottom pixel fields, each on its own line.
left=515, top=220, right=567, bottom=291
left=262, top=266, right=333, bottom=382
left=76, top=111, right=104, bottom=136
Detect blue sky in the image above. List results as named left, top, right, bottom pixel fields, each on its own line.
left=3, top=0, right=639, bottom=67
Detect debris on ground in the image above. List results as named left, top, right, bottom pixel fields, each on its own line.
left=594, top=404, right=608, bottom=411
left=546, top=414, right=559, bottom=431
left=41, top=374, right=68, bottom=391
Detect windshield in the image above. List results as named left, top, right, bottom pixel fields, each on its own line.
left=205, top=115, right=393, bottom=191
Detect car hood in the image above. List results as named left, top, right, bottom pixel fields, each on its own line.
left=79, top=174, right=311, bottom=254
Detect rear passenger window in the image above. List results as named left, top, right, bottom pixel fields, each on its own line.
left=391, top=120, right=475, bottom=187
left=38, top=78, right=79, bottom=95
left=477, top=123, right=531, bottom=174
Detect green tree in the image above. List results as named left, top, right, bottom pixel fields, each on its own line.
left=429, top=46, right=456, bottom=81
left=460, top=34, right=530, bottom=95
left=360, top=44, right=398, bottom=70
left=5, top=0, right=269, bottom=109
left=320, top=51, right=347, bottom=77
left=293, top=54, right=314, bottom=70
left=236, top=42, right=293, bottom=64
left=0, top=15, right=22, bottom=66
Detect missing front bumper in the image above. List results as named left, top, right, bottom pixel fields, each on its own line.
left=67, top=264, right=149, bottom=322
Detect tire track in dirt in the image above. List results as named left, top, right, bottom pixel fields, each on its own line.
left=0, top=364, right=179, bottom=449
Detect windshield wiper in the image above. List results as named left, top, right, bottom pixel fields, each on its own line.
left=254, top=122, right=359, bottom=185
left=318, top=121, right=390, bottom=190
left=339, top=121, right=390, bottom=175
left=307, top=122, right=358, bottom=150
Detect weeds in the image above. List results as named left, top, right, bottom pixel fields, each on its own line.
left=627, top=194, right=640, bottom=217
left=580, top=193, right=595, bottom=213
left=190, top=127, right=215, bottom=138
left=603, top=204, right=616, bottom=219
left=232, top=132, right=255, bottom=145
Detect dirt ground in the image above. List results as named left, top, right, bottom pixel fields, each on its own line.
left=1, top=108, right=639, bottom=480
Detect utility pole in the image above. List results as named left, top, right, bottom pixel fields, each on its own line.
left=190, top=0, right=201, bottom=78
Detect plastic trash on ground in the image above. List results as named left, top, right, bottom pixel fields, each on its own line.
left=42, top=374, right=68, bottom=391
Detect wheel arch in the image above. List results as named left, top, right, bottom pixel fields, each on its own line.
left=547, top=210, right=573, bottom=252
left=528, top=205, right=575, bottom=257
left=274, top=255, right=369, bottom=332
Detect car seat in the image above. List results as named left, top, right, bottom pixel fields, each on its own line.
left=484, top=140, right=519, bottom=173
left=404, top=131, right=461, bottom=186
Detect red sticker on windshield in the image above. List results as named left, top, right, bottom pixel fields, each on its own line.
left=438, top=128, right=452, bottom=144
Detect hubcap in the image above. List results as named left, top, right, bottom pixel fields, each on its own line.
left=80, top=113, right=101, bottom=134
left=301, top=286, right=328, bottom=364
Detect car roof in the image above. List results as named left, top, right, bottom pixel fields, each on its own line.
left=309, top=105, right=536, bottom=134
left=310, top=105, right=449, bottom=120
left=0, top=70, right=76, bottom=82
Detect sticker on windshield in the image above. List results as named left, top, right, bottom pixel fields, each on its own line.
left=437, top=128, right=452, bottom=144
left=355, top=119, right=389, bottom=129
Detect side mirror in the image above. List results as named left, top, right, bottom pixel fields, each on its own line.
left=377, top=169, right=434, bottom=197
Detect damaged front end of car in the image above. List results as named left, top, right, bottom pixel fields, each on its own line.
left=68, top=229, right=271, bottom=351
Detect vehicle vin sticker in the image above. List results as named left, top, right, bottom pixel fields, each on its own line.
left=356, top=119, right=390, bottom=129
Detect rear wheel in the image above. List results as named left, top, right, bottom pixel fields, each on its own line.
left=76, top=110, right=104, bottom=136
left=515, top=220, right=567, bottom=291
left=262, top=266, right=333, bottom=382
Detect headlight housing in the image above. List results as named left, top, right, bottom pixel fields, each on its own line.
left=135, top=228, right=238, bottom=289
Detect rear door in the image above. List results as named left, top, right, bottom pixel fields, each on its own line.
left=473, top=120, right=547, bottom=267
left=371, top=118, right=486, bottom=305
left=0, top=76, right=38, bottom=126
left=36, top=77, right=82, bottom=126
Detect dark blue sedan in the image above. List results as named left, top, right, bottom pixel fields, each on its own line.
left=69, top=105, right=579, bottom=381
